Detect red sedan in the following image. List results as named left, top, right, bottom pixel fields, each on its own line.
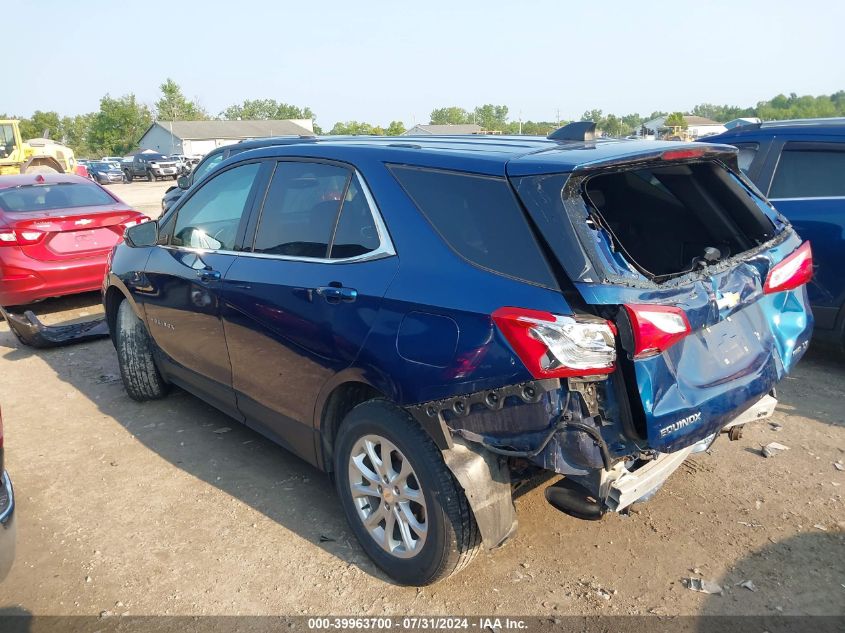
left=0, top=173, right=148, bottom=306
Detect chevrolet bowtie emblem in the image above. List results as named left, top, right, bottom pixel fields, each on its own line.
left=716, top=291, right=740, bottom=310
left=74, top=218, right=93, bottom=226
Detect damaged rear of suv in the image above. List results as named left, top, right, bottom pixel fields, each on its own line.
left=105, top=124, right=812, bottom=586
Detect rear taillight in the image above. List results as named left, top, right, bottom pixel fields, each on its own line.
left=492, top=307, right=617, bottom=378
left=0, top=228, right=45, bottom=246
left=764, top=242, right=813, bottom=295
left=623, top=304, right=691, bottom=359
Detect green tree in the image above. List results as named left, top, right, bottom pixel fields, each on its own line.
left=88, top=94, right=153, bottom=156
left=19, top=111, right=62, bottom=140
left=155, top=78, right=207, bottom=121
left=600, top=114, right=625, bottom=137
left=220, top=99, right=315, bottom=122
left=581, top=109, right=603, bottom=123
left=329, top=121, right=383, bottom=135
left=429, top=106, right=472, bottom=125
left=473, top=104, right=509, bottom=131
left=60, top=114, right=95, bottom=156
left=385, top=120, right=406, bottom=136
left=665, top=112, right=687, bottom=128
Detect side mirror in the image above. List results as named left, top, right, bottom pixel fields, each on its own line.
left=124, top=221, right=159, bottom=248
left=177, top=175, right=190, bottom=190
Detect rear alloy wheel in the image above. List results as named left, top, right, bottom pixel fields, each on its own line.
left=334, top=400, right=480, bottom=585
left=146, top=170, right=155, bottom=182
left=115, top=300, right=168, bottom=401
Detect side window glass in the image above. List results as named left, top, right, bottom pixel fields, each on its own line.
left=389, top=165, right=557, bottom=287
left=769, top=145, right=845, bottom=199
left=192, top=153, right=224, bottom=183
left=171, top=162, right=260, bottom=250
left=253, top=162, right=351, bottom=258
left=329, top=177, right=380, bottom=259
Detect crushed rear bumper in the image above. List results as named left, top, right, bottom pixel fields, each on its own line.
left=0, top=306, right=109, bottom=348
left=605, top=394, right=778, bottom=512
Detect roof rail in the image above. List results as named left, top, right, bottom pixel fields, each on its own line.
left=548, top=121, right=596, bottom=142
left=760, top=117, right=845, bottom=128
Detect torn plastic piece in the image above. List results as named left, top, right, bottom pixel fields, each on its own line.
left=761, top=441, right=790, bottom=458
left=683, top=577, right=723, bottom=595
left=441, top=437, right=517, bottom=550
left=0, top=306, right=109, bottom=349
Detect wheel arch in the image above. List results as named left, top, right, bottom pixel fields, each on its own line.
left=103, top=279, right=144, bottom=347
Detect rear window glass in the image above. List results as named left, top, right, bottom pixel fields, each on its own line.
left=769, top=146, right=845, bottom=198
left=389, top=165, right=556, bottom=288
left=0, top=182, right=115, bottom=212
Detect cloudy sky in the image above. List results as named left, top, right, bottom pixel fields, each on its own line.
left=8, top=0, right=844, bottom=127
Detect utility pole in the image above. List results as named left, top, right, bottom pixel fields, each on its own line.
left=518, top=110, right=523, bottom=135
left=556, top=109, right=560, bottom=128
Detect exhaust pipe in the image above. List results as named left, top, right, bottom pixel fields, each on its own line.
left=544, top=478, right=604, bottom=521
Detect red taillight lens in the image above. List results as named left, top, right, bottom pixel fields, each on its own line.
left=764, top=242, right=813, bottom=295
left=660, top=148, right=708, bottom=161
left=624, top=304, right=691, bottom=359
left=492, top=307, right=617, bottom=378
left=0, top=228, right=45, bottom=246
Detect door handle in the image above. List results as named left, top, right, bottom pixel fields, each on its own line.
left=316, top=285, right=358, bottom=303
left=197, top=268, right=221, bottom=282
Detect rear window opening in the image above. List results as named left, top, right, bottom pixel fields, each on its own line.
left=583, top=161, right=777, bottom=281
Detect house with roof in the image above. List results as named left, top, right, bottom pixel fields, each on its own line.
left=640, top=115, right=727, bottom=139
left=138, top=119, right=315, bottom=156
left=402, top=124, right=484, bottom=136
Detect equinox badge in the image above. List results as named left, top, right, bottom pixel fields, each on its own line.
left=659, top=412, right=703, bottom=438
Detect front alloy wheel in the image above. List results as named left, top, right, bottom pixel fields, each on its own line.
left=348, top=434, right=427, bottom=558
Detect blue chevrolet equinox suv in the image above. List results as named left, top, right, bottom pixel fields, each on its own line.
left=104, top=123, right=813, bottom=585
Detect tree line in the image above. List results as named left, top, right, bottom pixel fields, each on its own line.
left=4, top=80, right=844, bottom=158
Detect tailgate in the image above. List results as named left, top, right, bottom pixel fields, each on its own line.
left=511, top=152, right=813, bottom=453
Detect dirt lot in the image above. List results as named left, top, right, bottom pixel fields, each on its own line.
left=0, top=182, right=842, bottom=618
left=103, top=180, right=173, bottom=219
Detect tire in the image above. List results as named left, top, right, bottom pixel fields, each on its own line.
left=115, top=299, right=168, bottom=401
left=146, top=170, right=155, bottom=182
left=334, top=400, right=480, bottom=585
left=124, top=170, right=132, bottom=182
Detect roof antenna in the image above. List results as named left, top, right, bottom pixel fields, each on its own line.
left=548, top=121, right=596, bottom=142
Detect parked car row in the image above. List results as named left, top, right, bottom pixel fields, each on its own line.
left=105, top=123, right=814, bottom=584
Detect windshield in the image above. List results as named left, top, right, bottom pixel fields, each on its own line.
left=143, top=154, right=168, bottom=161
left=0, top=182, right=115, bottom=212
left=90, top=162, right=116, bottom=171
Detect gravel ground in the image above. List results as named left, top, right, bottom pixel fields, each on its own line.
left=0, top=182, right=841, bottom=618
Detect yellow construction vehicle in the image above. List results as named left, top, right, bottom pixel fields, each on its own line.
left=0, top=119, right=77, bottom=175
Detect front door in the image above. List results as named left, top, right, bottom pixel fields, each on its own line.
left=141, top=161, right=264, bottom=414
left=222, top=160, right=398, bottom=463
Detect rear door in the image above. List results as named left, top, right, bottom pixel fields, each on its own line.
left=511, top=152, right=813, bottom=454
left=764, top=139, right=845, bottom=331
left=141, top=160, right=265, bottom=415
left=221, top=160, right=398, bottom=464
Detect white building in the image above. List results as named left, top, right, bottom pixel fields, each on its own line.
left=138, top=119, right=315, bottom=156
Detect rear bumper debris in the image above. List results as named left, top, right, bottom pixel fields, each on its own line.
left=0, top=306, right=109, bottom=348
left=605, top=393, right=778, bottom=512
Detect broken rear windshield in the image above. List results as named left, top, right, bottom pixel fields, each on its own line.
left=515, top=160, right=782, bottom=284
left=0, top=183, right=115, bottom=213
